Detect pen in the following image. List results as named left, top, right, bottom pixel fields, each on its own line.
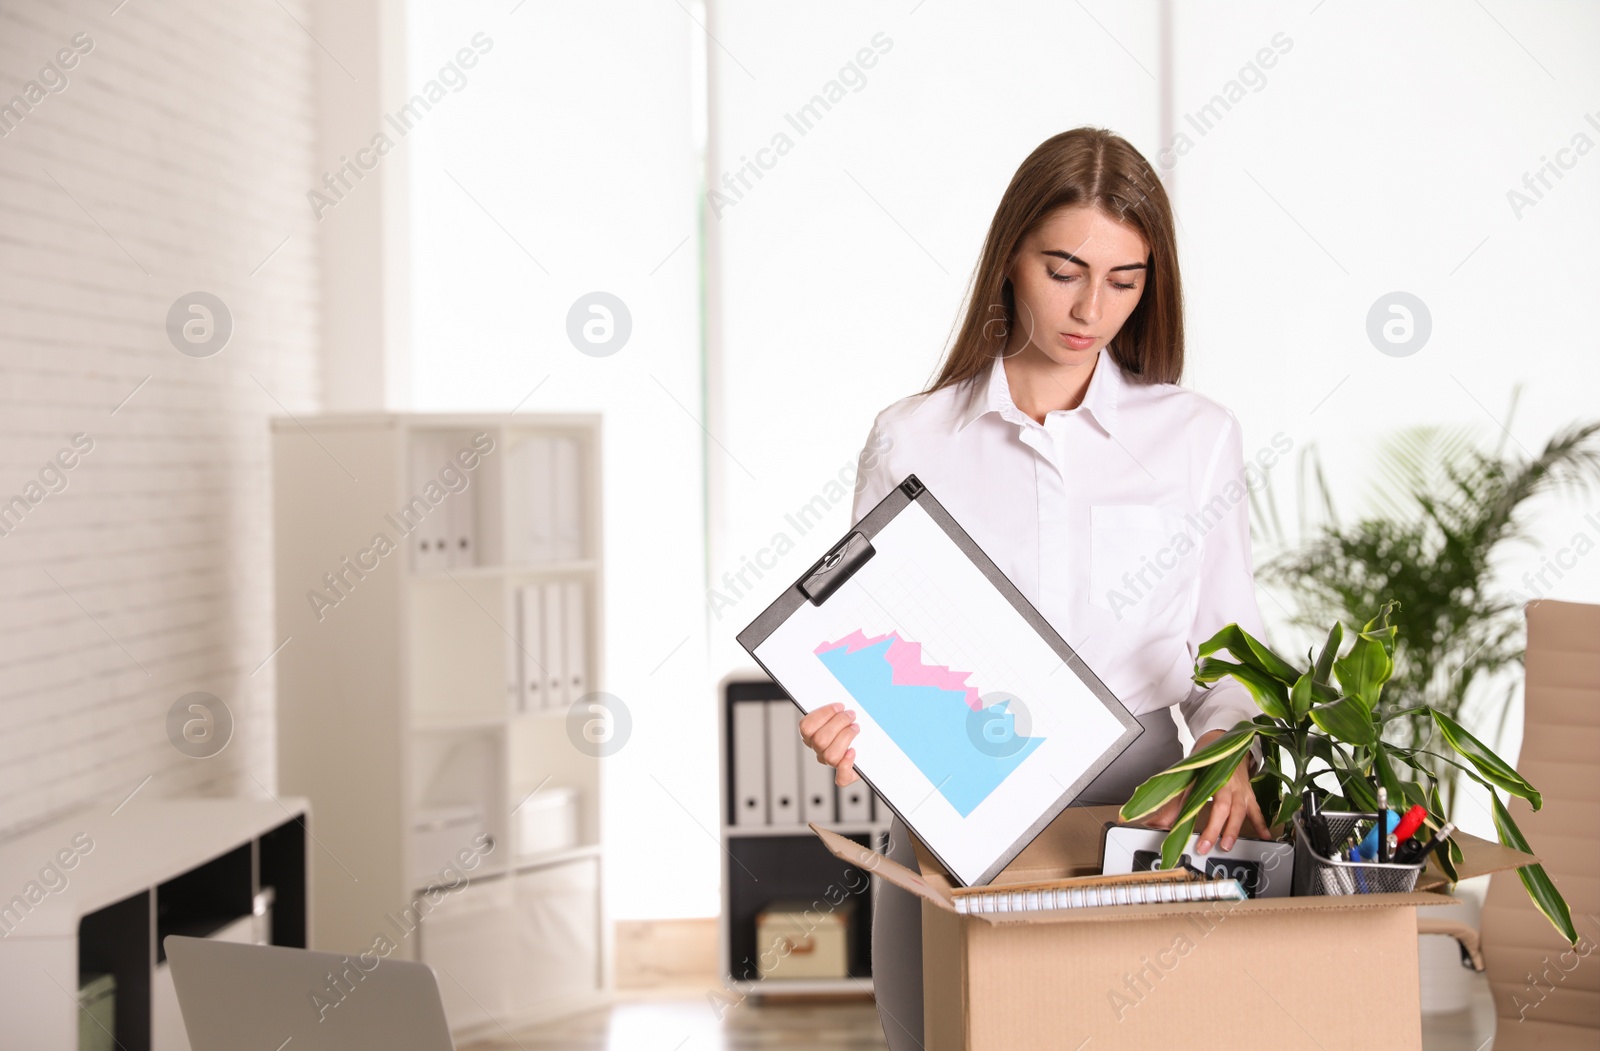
left=1347, top=845, right=1368, bottom=893
left=1307, top=813, right=1330, bottom=857
left=1377, top=787, right=1389, bottom=863
left=1422, top=823, right=1457, bottom=864
left=1302, top=789, right=1329, bottom=852
left=1324, top=849, right=1354, bottom=895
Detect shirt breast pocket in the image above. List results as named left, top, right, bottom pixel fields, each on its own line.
left=1088, top=503, right=1198, bottom=620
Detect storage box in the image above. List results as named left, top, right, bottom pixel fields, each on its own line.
left=413, top=804, right=486, bottom=885
left=814, top=804, right=1540, bottom=1049
left=754, top=897, right=856, bottom=980
left=514, top=785, right=579, bottom=858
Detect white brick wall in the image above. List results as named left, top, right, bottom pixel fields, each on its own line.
left=0, top=0, right=319, bottom=834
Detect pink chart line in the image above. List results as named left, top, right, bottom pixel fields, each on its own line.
left=814, top=628, right=984, bottom=712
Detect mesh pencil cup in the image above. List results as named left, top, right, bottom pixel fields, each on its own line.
left=1291, top=811, right=1425, bottom=896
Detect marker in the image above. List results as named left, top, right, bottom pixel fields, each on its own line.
left=1396, top=822, right=1457, bottom=865
left=1393, top=805, right=1428, bottom=844
left=1358, top=809, right=1400, bottom=860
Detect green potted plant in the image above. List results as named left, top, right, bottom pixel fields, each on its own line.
left=1118, top=599, right=1578, bottom=946
left=1250, top=409, right=1600, bottom=813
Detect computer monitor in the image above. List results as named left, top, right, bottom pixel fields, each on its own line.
left=164, top=934, right=455, bottom=1051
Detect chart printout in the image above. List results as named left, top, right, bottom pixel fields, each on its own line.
left=753, top=499, right=1130, bottom=885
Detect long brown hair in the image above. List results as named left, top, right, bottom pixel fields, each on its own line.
left=920, top=127, right=1184, bottom=396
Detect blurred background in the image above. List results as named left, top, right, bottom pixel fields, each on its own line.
left=1, top=0, right=1596, bottom=1048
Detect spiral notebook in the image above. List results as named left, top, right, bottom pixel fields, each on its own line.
left=950, top=868, right=1248, bottom=915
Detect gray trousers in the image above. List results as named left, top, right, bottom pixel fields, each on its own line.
left=870, top=708, right=1183, bottom=1050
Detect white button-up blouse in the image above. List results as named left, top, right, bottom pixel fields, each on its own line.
left=849, top=347, right=1273, bottom=745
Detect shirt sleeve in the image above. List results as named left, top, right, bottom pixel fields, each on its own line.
left=1178, top=409, right=1270, bottom=748
left=850, top=414, right=898, bottom=524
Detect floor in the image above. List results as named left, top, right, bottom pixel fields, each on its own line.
left=461, top=976, right=1498, bottom=1050
left=460, top=992, right=888, bottom=1050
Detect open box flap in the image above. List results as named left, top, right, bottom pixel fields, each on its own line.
left=908, top=805, right=1122, bottom=887
left=809, top=822, right=956, bottom=912
left=980, top=804, right=1123, bottom=883
left=1416, top=827, right=1539, bottom=888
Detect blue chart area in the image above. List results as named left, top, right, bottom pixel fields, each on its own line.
left=814, top=630, right=1044, bottom=818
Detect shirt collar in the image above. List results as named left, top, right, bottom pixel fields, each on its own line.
left=954, top=348, right=1123, bottom=439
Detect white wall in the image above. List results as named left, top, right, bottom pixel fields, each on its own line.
left=311, top=0, right=412, bottom=411
left=1167, top=0, right=1600, bottom=836
left=403, top=0, right=708, bottom=918
left=0, top=0, right=319, bottom=834
left=1172, top=0, right=1600, bottom=599
left=705, top=1, right=1166, bottom=677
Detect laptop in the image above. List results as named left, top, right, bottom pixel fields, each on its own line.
left=164, top=935, right=455, bottom=1050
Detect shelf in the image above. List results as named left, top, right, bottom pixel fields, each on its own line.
left=512, top=842, right=602, bottom=873
left=430, top=842, right=603, bottom=890
left=413, top=713, right=510, bottom=731
left=409, top=559, right=598, bottom=582
left=729, top=977, right=874, bottom=996
left=509, top=706, right=569, bottom=720
left=724, top=823, right=890, bottom=839
left=0, top=800, right=309, bottom=1050
left=720, top=679, right=883, bottom=991
left=275, top=412, right=610, bottom=1036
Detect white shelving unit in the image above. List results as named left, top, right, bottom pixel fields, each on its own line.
left=272, top=413, right=610, bottom=1040
left=717, top=672, right=890, bottom=999
left=0, top=797, right=309, bottom=1051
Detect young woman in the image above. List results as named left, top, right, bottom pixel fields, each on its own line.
left=797, top=126, right=1272, bottom=1049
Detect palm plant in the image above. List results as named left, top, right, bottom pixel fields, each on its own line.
left=1248, top=392, right=1600, bottom=811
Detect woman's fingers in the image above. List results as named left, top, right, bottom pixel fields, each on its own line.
left=1219, top=789, right=1250, bottom=852
left=1245, top=792, right=1271, bottom=840
left=799, top=703, right=862, bottom=786
left=1143, top=783, right=1190, bottom=831
left=835, top=748, right=859, bottom=787
left=797, top=702, right=843, bottom=746
left=821, top=722, right=860, bottom=768
left=1195, top=796, right=1229, bottom=854
left=802, top=707, right=856, bottom=761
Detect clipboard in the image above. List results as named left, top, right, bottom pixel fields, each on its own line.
left=737, top=473, right=1143, bottom=887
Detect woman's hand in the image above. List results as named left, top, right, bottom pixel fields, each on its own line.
left=1145, top=728, right=1270, bottom=854
left=798, top=702, right=861, bottom=786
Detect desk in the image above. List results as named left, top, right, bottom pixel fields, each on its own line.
left=0, top=795, right=309, bottom=1051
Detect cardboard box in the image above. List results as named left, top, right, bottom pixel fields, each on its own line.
left=814, top=805, right=1540, bottom=1050
left=755, top=898, right=856, bottom=980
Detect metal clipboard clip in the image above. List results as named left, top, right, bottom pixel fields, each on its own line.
left=799, top=530, right=875, bottom=606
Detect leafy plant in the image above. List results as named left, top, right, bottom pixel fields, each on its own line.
left=1249, top=403, right=1600, bottom=813
left=1118, top=599, right=1577, bottom=946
